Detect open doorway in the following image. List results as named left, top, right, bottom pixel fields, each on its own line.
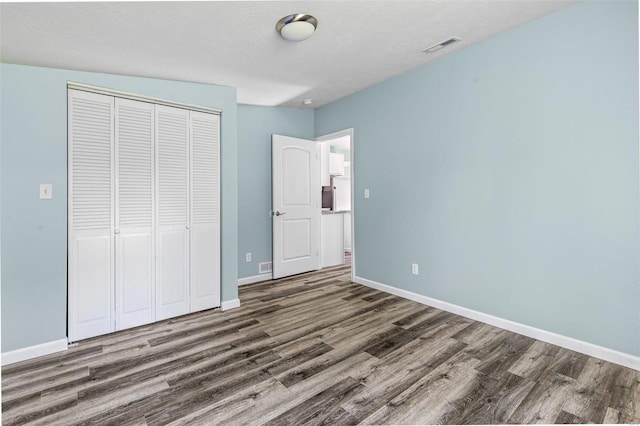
left=270, top=129, right=354, bottom=281
left=315, top=129, right=355, bottom=282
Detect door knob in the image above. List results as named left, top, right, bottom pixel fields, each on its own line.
left=114, top=229, right=120, bottom=235
left=186, top=224, right=191, bottom=229
left=274, top=211, right=286, bottom=216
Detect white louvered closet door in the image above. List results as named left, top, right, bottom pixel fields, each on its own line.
left=155, top=105, right=191, bottom=320
left=115, top=98, right=155, bottom=330
left=189, top=111, right=221, bottom=311
left=68, top=89, right=115, bottom=341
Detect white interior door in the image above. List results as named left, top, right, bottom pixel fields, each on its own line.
left=272, top=134, right=320, bottom=279
left=115, top=98, right=155, bottom=330
left=189, top=111, right=220, bottom=311
left=155, top=105, right=190, bottom=320
left=68, top=89, right=115, bottom=341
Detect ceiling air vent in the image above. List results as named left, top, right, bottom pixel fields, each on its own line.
left=423, top=37, right=460, bottom=54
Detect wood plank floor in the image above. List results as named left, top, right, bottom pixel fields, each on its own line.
left=2, top=265, right=639, bottom=425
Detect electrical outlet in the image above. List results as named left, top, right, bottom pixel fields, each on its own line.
left=245, top=252, right=252, bottom=262
left=411, top=263, right=419, bottom=275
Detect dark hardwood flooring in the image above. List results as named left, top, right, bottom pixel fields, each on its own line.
left=2, top=265, right=638, bottom=425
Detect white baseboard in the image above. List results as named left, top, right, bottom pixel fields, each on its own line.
left=238, top=273, right=273, bottom=286
left=1, top=338, right=68, bottom=366
left=354, top=276, right=640, bottom=371
left=221, top=298, right=240, bottom=311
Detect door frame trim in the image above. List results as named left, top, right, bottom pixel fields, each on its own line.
left=315, top=128, right=355, bottom=283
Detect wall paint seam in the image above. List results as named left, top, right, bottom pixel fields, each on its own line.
left=354, top=275, right=640, bottom=371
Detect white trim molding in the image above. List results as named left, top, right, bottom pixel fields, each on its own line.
left=238, top=273, right=273, bottom=286
left=315, top=127, right=356, bottom=284
left=220, top=298, right=240, bottom=311
left=67, top=82, right=221, bottom=115
left=1, top=338, right=68, bottom=366
left=354, top=276, right=640, bottom=371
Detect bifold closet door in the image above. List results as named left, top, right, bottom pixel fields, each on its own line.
left=190, top=111, right=221, bottom=311
left=114, top=98, right=155, bottom=330
left=70, top=89, right=221, bottom=340
left=155, top=105, right=190, bottom=320
left=68, top=89, right=115, bottom=342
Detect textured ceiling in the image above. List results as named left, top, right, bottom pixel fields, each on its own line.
left=0, top=1, right=575, bottom=108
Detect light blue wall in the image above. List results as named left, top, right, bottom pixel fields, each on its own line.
left=1, top=64, right=238, bottom=352
left=237, top=104, right=314, bottom=279
left=315, top=1, right=639, bottom=356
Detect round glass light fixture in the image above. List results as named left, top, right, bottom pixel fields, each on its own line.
left=276, top=14, right=318, bottom=42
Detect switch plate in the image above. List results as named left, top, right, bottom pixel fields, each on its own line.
left=245, top=252, right=252, bottom=262
left=411, top=263, right=419, bottom=275
left=39, top=184, right=53, bottom=199
left=364, top=188, right=370, bottom=199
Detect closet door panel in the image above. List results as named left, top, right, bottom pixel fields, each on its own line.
left=190, top=111, right=220, bottom=311
left=157, top=229, right=190, bottom=304
left=73, top=234, right=113, bottom=338
left=118, top=233, right=153, bottom=317
left=156, top=105, right=190, bottom=320
left=68, top=89, right=115, bottom=342
left=190, top=226, right=219, bottom=311
left=115, top=98, right=155, bottom=330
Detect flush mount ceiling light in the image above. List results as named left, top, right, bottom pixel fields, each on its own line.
left=276, top=14, right=318, bottom=42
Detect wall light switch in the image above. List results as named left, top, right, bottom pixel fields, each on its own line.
left=364, top=188, right=370, bottom=199
left=411, top=263, right=419, bottom=275
left=39, top=184, right=53, bottom=200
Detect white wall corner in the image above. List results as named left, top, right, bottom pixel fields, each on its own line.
left=238, top=273, right=273, bottom=286
left=1, top=338, right=68, bottom=366
left=354, top=276, right=640, bottom=372
left=220, top=298, right=241, bottom=311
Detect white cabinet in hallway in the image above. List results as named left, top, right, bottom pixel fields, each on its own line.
left=344, top=211, right=351, bottom=252
left=320, top=142, right=330, bottom=186
left=321, top=212, right=345, bottom=268
left=68, top=87, right=220, bottom=342
left=329, top=152, right=344, bottom=176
